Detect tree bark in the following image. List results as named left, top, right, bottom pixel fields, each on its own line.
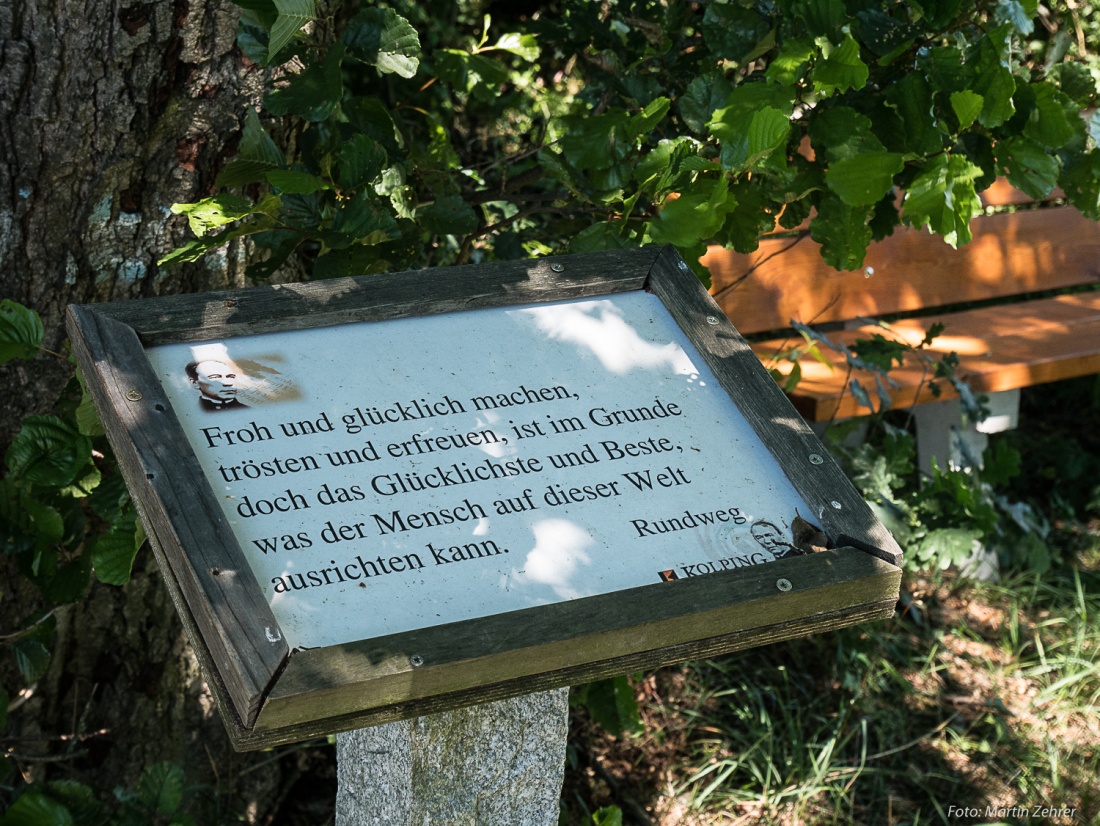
left=0, top=0, right=260, bottom=442
left=0, top=1, right=293, bottom=819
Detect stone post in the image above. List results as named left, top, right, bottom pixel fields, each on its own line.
left=335, top=688, right=570, bottom=825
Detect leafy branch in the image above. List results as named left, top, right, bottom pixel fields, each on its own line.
left=160, top=0, right=1100, bottom=284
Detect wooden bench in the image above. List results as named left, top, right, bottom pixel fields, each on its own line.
left=702, top=180, right=1100, bottom=472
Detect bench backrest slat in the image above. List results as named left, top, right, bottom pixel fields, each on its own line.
left=704, top=199, right=1100, bottom=336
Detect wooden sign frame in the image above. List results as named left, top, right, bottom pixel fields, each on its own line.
left=67, top=246, right=902, bottom=751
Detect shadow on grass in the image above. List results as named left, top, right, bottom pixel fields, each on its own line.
left=562, top=567, right=1100, bottom=825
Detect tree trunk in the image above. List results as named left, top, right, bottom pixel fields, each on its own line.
left=1, top=1, right=296, bottom=820
left=0, top=0, right=259, bottom=441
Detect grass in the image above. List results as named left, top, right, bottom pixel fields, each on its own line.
left=564, top=565, right=1100, bottom=825
left=562, top=377, right=1100, bottom=826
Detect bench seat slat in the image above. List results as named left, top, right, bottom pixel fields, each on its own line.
left=753, top=293, right=1100, bottom=421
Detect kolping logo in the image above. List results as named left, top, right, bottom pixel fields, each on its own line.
left=658, top=569, right=680, bottom=582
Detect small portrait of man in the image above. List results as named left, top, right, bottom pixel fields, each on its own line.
left=185, top=359, right=248, bottom=411
left=750, top=519, right=803, bottom=561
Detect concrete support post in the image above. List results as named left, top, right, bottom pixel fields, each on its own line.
left=912, top=389, right=1021, bottom=476
left=335, top=688, right=570, bottom=825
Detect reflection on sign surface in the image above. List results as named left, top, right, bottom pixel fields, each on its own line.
left=146, top=292, right=815, bottom=649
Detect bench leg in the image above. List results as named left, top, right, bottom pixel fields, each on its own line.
left=911, top=389, right=1021, bottom=476
left=912, top=398, right=985, bottom=474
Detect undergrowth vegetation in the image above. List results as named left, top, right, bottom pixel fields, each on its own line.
left=4, top=0, right=1100, bottom=823
left=564, top=376, right=1100, bottom=825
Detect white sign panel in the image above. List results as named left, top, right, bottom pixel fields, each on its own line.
left=145, top=292, right=815, bottom=650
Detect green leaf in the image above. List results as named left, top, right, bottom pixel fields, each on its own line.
left=170, top=194, right=254, bottom=237
left=679, top=72, right=732, bottom=134
left=435, top=50, right=510, bottom=99
left=592, top=806, right=624, bottom=826
left=42, top=552, right=92, bottom=605
left=810, top=193, right=874, bottom=270
left=265, top=43, right=344, bottom=122
left=488, top=32, right=539, bottom=61
left=717, top=182, right=775, bottom=253
left=850, top=334, right=908, bottom=371
left=813, top=33, right=868, bottom=96
left=568, top=223, right=636, bottom=253
left=710, top=85, right=794, bottom=172
left=6, top=416, right=92, bottom=488
left=1050, top=62, right=1098, bottom=108
left=914, top=0, right=965, bottom=30
left=710, top=83, right=795, bottom=139
left=855, top=8, right=917, bottom=58
left=0, top=482, right=65, bottom=557
left=0, top=790, right=74, bottom=826
left=337, top=135, right=388, bottom=191
left=995, top=136, right=1059, bottom=199
left=808, top=105, right=883, bottom=163
left=138, top=762, right=186, bottom=817
left=377, top=166, right=415, bottom=219
left=343, top=8, right=421, bottom=78
left=229, top=0, right=275, bottom=21
left=43, top=781, right=102, bottom=826
left=579, top=676, right=643, bottom=737
left=237, top=21, right=273, bottom=66
left=1060, top=149, right=1100, bottom=220
left=995, top=0, right=1035, bottom=35
left=216, top=160, right=277, bottom=190
left=217, top=108, right=284, bottom=187
left=343, top=97, right=404, bottom=156
left=648, top=178, right=735, bottom=248
left=265, top=169, right=328, bottom=194
left=627, top=97, right=670, bottom=142
left=268, top=0, right=314, bottom=62
left=1023, top=82, right=1076, bottom=150
left=701, top=2, right=773, bottom=63
left=903, top=154, right=984, bottom=247
left=793, top=0, right=848, bottom=39
left=74, top=386, right=104, bottom=438
left=157, top=237, right=225, bottom=268
left=826, top=152, right=904, bottom=206
left=634, top=137, right=698, bottom=196
left=982, top=440, right=1022, bottom=486
left=0, top=685, right=7, bottom=730
left=923, top=44, right=966, bottom=96
left=950, top=90, right=983, bottom=130
left=331, top=192, right=401, bottom=243
left=92, top=514, right=139, bottom=586
left=157, top=210, right=274, bottom=266
left=13, top=638, right=51, bottom=683
left=0, top=300, right=44, bottom=364
left=968, top=31, right=1017, bottom=128
left=559, top=111, right=631, bottom=172
left=418, top=195, right=479, bottom=236
left=766, top=38, right=815, bottom=86
left=746, top=107, right=792, bottom=168
left=885, top=73, right=942, bottom=156
left=915, top=528, right=981, bottom=569
left=280, top=191, right=325, bottom=229
left=312, top=245, right=391, bottom=279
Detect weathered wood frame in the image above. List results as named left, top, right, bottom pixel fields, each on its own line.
left=67, top=245, right=902, bottom=751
